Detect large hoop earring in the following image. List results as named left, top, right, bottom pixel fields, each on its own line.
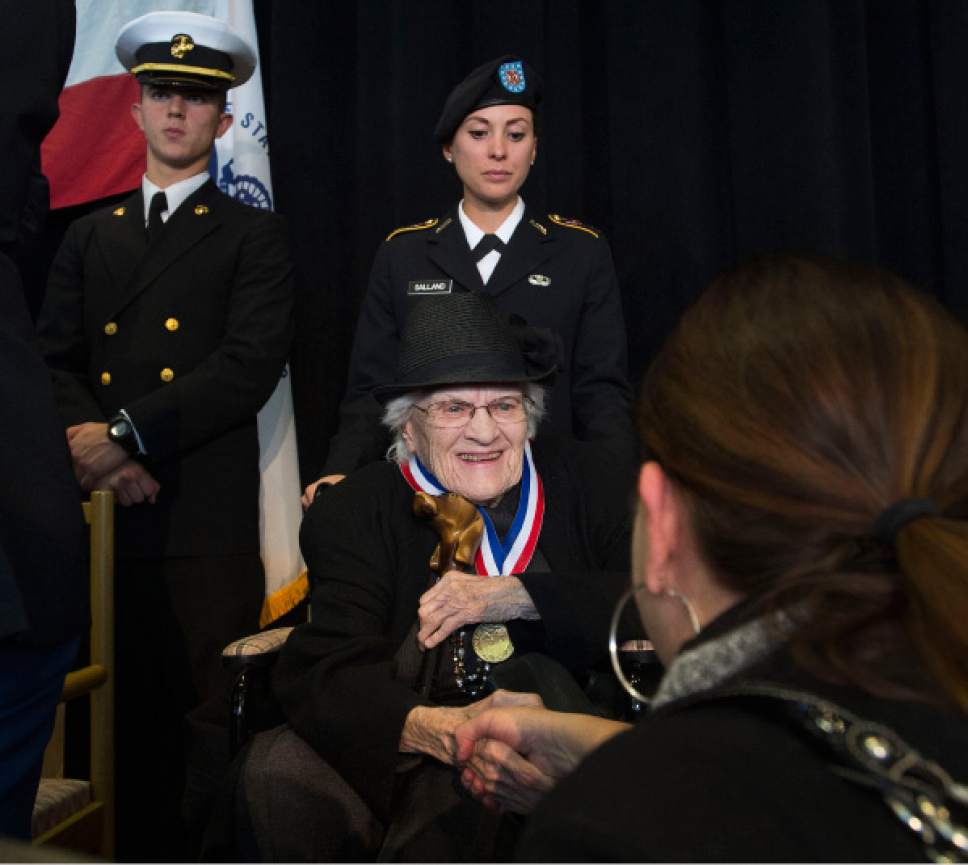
left=608, top=586, right=654, bottom=706
left=666, top=589, right=701, bottom=636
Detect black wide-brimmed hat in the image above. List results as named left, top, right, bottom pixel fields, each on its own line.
left=434, top=55, right=542, bottom=143
left=116, top=11, right=256, bottom=92
left=373, top=293, right=559, bottom=403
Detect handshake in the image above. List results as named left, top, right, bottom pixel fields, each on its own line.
left=454, top=696, right=629, bottom=815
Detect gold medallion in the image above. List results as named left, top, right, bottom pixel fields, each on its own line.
left=472, top=623, right=514, bottom=664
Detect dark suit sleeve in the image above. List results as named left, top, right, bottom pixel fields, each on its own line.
left=0, top=0, right=74, bottom=254
left=1, top=252, right=87, bottom=645
left=570, top=236, right=637, bottom=461
left=273, top=472, right=427, bottom=822
left=125, top=212, right=294, bottom=460
left=322, top=241, right=397, bottom=475
left=38, top=221, right=108, bottom=426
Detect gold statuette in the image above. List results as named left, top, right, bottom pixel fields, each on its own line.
left=472, top=623, right=514, bottom=664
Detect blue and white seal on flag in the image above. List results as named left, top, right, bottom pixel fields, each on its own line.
left=498, top=60, right=526, bottom=93
left=208, top=154, right=273, bottom=210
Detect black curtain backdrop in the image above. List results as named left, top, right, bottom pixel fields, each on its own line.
left=39, top=1, right=968, bottom=485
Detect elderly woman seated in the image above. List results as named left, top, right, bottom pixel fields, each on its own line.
left=262, top=292, right=632, bottom=860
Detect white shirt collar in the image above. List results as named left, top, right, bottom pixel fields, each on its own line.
left=457, top=196, right=525, bottom=248
left=141, top=172, right=210, bottom=224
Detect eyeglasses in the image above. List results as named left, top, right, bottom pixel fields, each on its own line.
left=413, top=395, right=533, bottom=428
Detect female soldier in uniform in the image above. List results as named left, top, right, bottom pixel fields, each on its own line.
left=305, top=55, right=636, bottom=503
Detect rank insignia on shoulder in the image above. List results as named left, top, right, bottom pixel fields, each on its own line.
left=113, top=207, right=126, bottom=217
left=529, top=218, right=548, bottom=236
left=408, top=278, right=453, bottom=296
left=528, top=273, right=551, bottom=287
left=386, top=218, right=439, bottom=241
left=548, top=213, right=600, bottom=239
left=194, top=204, right=209, bottom=215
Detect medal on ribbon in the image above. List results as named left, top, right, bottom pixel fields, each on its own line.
left=401, top=440, right=545, bottom=666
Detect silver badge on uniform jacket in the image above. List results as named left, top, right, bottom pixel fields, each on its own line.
left=408, top=279, right=453, bottom=295
left=528, top=274, right=551, bottom=287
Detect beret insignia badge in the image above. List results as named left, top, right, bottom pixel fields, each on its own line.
left=170, top=34, right=195, bottom=59
left=498, top=61, right=526, bottom=93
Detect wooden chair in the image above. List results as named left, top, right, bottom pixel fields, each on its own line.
left=31, top=490, right=115, bottom=856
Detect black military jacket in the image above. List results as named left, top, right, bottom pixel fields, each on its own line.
left=38, top=180, right=294, bottom=558
left=324, top=204, right=636, bottom=475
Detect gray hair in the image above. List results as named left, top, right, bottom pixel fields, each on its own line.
left=383, top=383, right=548, bottom=465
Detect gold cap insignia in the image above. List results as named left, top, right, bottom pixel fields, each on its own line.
left=194, top=204, right=209, bottom=216
left=170, top=34, right=195, bottom=59
left=528, top=274, right=551, bottom=287
left=113, top=207, right=126, bottom=217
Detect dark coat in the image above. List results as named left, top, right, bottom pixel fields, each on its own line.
left=517, top=624, right=968, bottom=862
left=0, top=1, right=85, bottom=648
left=323, top=205, right=636, bottom=475
left=37, top=180, right=294, bottom=559
left=0, top=0, right=74, bottom=259
left=274, top=436, right=632, bottom=823
left=0, top=254, right=86, bottom=646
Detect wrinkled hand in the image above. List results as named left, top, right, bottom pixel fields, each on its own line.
left=417, top=571, right=538, bottom=649
left=95, top=459, right=160, bottom=507
left=455, top=708, right=630, bottom=814
left=67, top=422, right=128, bottom=490
left=301, top=474, right=346, bottom=509
left=399, top=689, right=544, bottom=766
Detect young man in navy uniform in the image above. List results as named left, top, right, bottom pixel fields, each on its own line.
left=37, top=11, right=293, bottom=857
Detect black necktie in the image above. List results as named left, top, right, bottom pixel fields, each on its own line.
left=473, top=233, right=505, bottom=263
left=146, top=191, right=168, bottom=242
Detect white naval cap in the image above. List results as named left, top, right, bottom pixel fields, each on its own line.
left=116, top=10, right=256, bottom=91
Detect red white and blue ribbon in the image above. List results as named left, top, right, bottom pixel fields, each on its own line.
left=400, top=441, right=545, bottom=576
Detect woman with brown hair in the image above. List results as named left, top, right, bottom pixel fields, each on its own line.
left=454, top=254, right=968, bottom=861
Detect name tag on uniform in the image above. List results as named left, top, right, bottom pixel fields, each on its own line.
left=408, top=279, right=453, bottom=295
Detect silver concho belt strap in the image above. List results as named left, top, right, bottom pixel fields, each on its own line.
left=683, top=682, right=968, bottom=864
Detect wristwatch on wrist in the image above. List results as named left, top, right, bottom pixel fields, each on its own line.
left=107, top=413, right=138, bottom=455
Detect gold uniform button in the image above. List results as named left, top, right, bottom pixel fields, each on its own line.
left=104, top=322, right=118, bottom=335
left=100, top=371, right=112, bottom=386
left=160, top=367, right=175, bottom=383
left=165, top=317, right=179, bottom=332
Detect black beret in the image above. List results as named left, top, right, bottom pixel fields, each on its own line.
left=433, top=55, right=542, bottom=144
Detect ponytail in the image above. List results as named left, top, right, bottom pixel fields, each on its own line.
left=897, top=518, right=968, bottom=711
